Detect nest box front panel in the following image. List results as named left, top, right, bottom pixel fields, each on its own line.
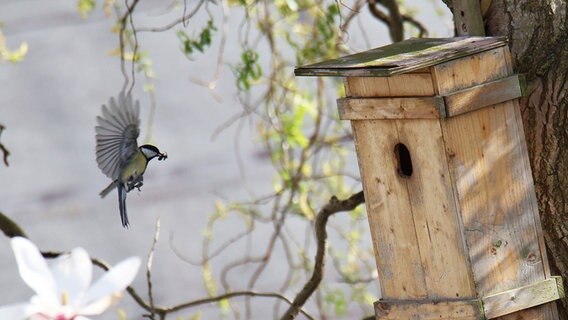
left=347, top=71, right=476, bottom=300
left=352, top=119, right=427, bottom=300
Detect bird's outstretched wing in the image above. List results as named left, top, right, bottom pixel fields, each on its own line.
left=95, top=93, right=140, bottom=180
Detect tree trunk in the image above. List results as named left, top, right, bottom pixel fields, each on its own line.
left=484, top=0, right=568, bottom=316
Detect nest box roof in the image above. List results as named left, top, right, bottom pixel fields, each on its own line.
left=294, top=37, right=508, bottom=77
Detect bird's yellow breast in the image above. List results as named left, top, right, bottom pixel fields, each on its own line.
left=120, top=151, right=148, bottom=183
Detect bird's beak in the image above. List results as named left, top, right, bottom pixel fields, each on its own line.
left=158, top=152, right=168, bottom=161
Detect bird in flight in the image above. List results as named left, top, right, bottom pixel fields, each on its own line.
left=95, top=93, right=167, bottom=228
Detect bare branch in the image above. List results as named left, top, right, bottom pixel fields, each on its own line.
left=402, top=14, right=428, bottom=38
left=0, top=124, right=10, bottom=166
left=367, top=0, right=429, bottom=41
left=163, top=290, right=315, bottom=319
left=41, top=249, right=315, bottom=319
left=146, top=218, right=161, bottom=319
left=118, top=0, right=141, bottom=92
left=0, top=211, right=27, bottom=238
left=367, top=0, right=403, bottom=42
left=280, top=191, right=365, bottom=319
left=381, top=0, right=403, bottom=42
left=136, top=0, right=208, bottom=33
left=367, top=0, right=389, bottom=24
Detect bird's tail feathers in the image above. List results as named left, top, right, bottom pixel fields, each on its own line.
left=100, top=180, right=118, bottom=198
left=118, top=184, right=129, bottom=228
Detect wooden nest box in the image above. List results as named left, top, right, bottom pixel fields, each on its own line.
left=296, top=37, right=564, bottom=319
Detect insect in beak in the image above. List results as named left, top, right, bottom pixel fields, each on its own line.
left=158, top=152, right=168, bottom=161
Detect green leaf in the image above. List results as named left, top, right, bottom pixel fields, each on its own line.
left=235, top=49, right=262, bottom=91
left=177, top=20, right=217, bottom=59
left=77, top=0, right=96, bottom=19
left=325, top=288, right=348, bottom=316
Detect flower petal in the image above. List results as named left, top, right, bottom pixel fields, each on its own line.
left=11, top=237, right=58, bottom=305
left=0, top=302, right=33, bottom=319
left=50, top=247, right=93, bottom=306
left=76, top=295, right=114, bottom=316
left=80, top=257, right=140, bottom=315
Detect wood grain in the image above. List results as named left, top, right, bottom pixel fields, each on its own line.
left=375, top=298, right=483, bottom=319
left=351, top=119, right=427, bottom=299
left=295, top=37, right=506, bottom=77
left=396, top=119, right=475, bottom=298
left=337, top=97, right=444, bottom=120
left=443, top=75, right=524, bottom=117
left=345, top=73, right=436, bottom=97
left=483, top=276, right=564, bottom=319
left=434, top=46, right=558, bottom=319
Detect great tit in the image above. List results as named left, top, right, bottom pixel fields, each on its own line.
left=95, top=93, right=167, bottom=228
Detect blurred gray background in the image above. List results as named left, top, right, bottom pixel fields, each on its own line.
left=0, top=1, right=451, bottom=319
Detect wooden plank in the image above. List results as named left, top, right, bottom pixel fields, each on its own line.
left=483, top=276, right=564, bottom=319
left=345, top=61, right=446, bottom=299
left=337, top=97, right=444, bottom=120
left=432, top=47, right=509, bottom=94
left=345, top=77, right=391, bottom=97
left=346, top=73, right=435, bottom=97
left=396, top=120, right=475, bottom=298
left=295, top=37, right=507, bottom=77
left=442, top=103, right=545, bottom=295
left=351, top=120, right=427, bottom=299
left=434, top=46, right=558, bottom=319
left=502, top=48, right=554, bottom=280
left=444, top=75, right=524, bottom=117
left=443, top=101, right=558, bottom=320
left=387, top=73, right=436, bottom=96
left=374, top=298, right=484, bottom=319
left=452, top=0, right=486, bottom=36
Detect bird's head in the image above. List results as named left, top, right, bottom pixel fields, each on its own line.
left=140, top=144, right=168, bottom=161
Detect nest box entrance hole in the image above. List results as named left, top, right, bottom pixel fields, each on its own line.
left=395, top=143, right=413, bottom=178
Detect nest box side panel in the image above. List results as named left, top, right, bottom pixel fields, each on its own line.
left=502, top=48, right=553, bottom=281
left=433, top=47, right=557, bottom=319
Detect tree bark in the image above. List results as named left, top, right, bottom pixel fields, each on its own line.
left=484, top=0, right=568, bottom=316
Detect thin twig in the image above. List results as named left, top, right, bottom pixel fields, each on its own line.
left=169, top=226, right=253, bottom=266
left=280, top=191, right=365, bottom=319
left=0, top=124, right=10, bottom=166
left=0, top=211, right=26, bottom=238
left=402, top=14, right=428, bottom=37
left=367, top=0, right=428, bottom=41
left=146, top=218, right=161, bottom=319
left=162, top=290, right=314, bottom=319
left=127, top=4, right=139, bottom=95
left=40, top=252, right=315, bottom=318
left=136, top=0, right=208, bottom=33
left=118, top=0, right=141, bottom=92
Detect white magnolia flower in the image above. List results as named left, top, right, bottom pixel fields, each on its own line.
left=0, top=237, right=141, bottom=320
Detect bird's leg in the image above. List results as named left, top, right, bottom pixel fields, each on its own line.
left=134, top=180, right=143, bottom=191
left=127, top=175, right=144, bottom=192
